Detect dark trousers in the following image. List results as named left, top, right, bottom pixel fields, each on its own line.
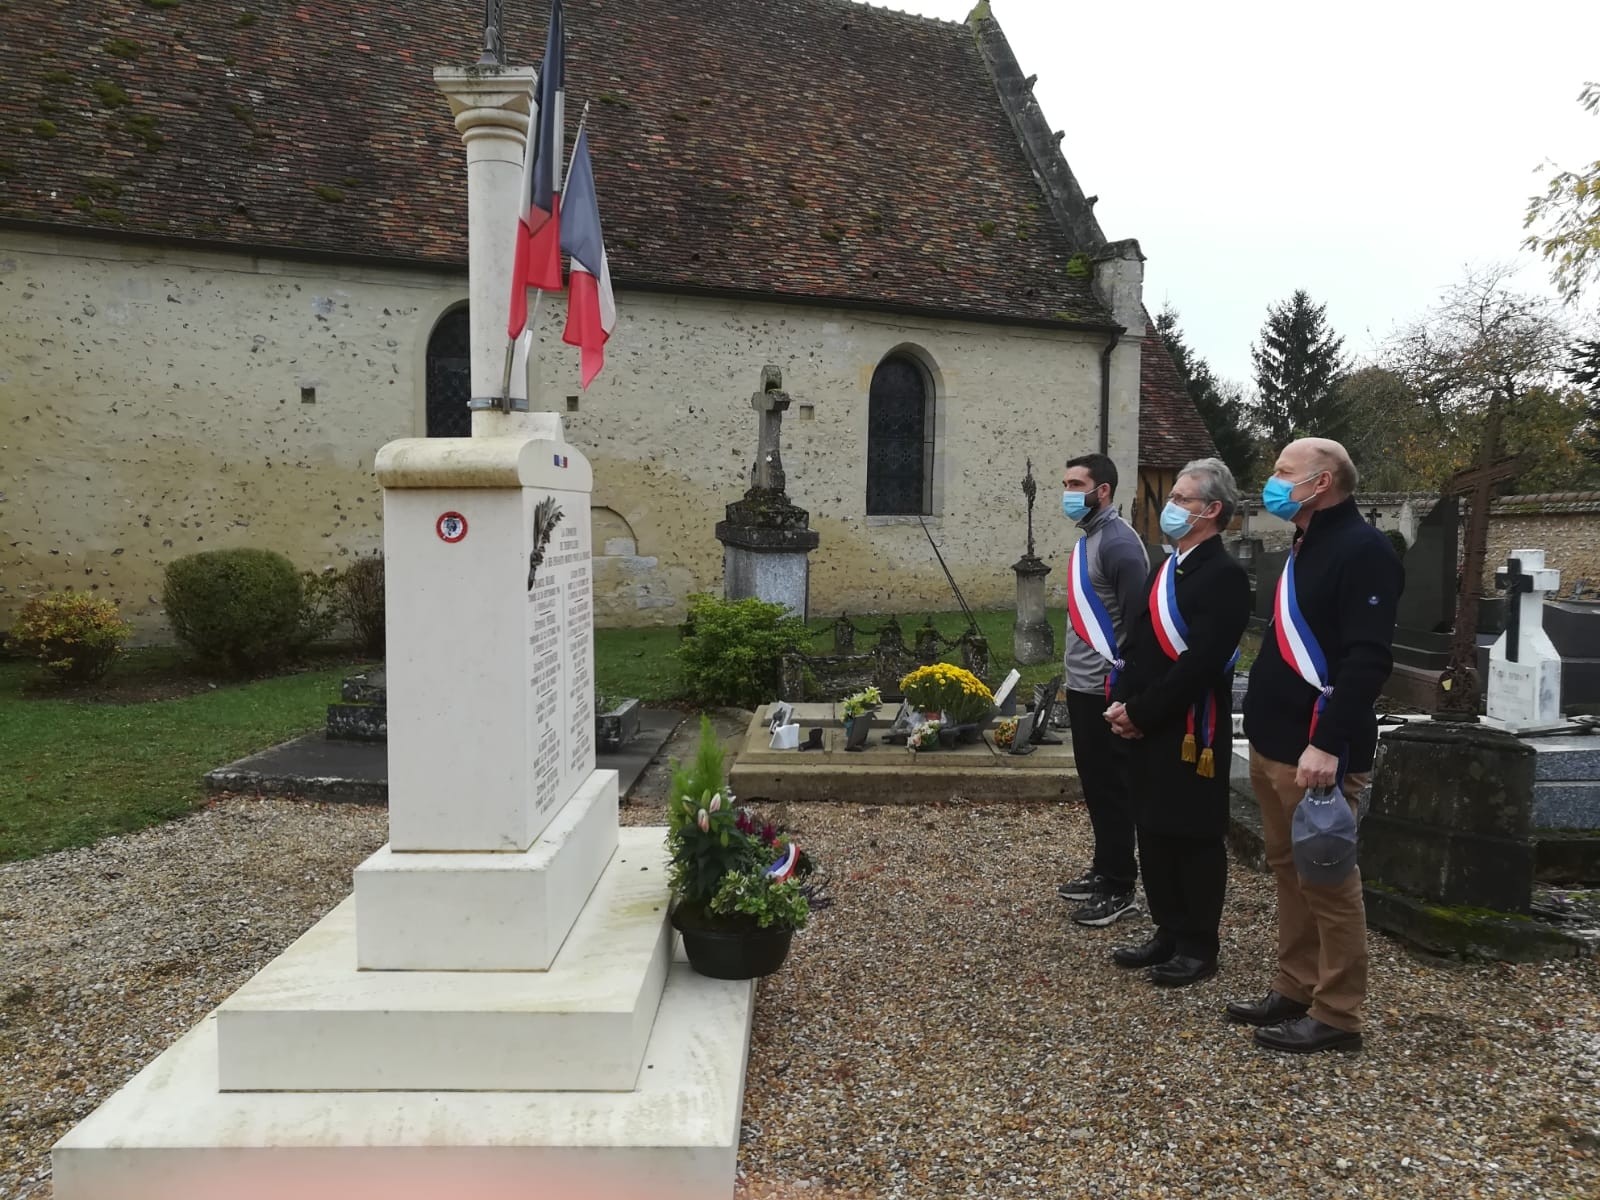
left=1066, top=688, right=1136, bottom=892
left=1137, top=828, right=1227, bottom=962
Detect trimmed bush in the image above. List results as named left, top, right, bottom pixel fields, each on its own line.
left=676, top=593, right=807, bottom=709
left=339, top=555, right=385, bottom=656
left=162, top=549, right=304, bottom=673
left=8, top=591, right=131, bottom=681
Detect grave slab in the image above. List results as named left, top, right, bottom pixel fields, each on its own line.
left=728, top=703, right=1078, bottom=805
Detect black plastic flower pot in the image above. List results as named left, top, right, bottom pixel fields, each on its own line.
left=670, top=905, right=795, bottom=980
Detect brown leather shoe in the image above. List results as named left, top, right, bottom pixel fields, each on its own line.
left=1224, top=989, right=1309, bottom=1027
left=1253, top=1015, right=1362, bottom=1054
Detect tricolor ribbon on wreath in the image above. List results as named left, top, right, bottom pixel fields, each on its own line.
left=1066, top=537, right=1123, bottom=699
left=1148, top=555, right=1240, bottom=779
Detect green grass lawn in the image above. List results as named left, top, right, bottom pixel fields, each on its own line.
left=0, top=652, right=368, bottom=863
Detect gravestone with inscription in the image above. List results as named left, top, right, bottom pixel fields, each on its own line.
left=1485, top=548, right=1564, bottom=733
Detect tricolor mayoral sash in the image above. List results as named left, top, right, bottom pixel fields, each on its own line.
left=1149, top=553, right=1240, bottom=778
left=1273, top=547, right=1335, bottom=744
left=1067, top=535, right=1122, bottom=697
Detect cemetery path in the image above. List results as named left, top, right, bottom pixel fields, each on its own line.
left=2, top=783, right=1597, bottom=1199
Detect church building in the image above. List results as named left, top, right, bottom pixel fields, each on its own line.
left=0, top=0, right=1216, bottom=635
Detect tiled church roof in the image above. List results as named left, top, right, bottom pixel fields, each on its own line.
left=0, top=0, right=1116, bottom=328
left=1139, top=311, right=1220, bottom=470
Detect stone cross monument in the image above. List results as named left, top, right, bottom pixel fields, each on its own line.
left=1011, top=457, right=1054, bottom=665
left=1486, top=548, right=1564, bottom=732
left=715, top=365, right=820, bottom=618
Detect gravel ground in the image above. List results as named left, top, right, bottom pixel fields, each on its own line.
left=3, top=735, right=1598, bottom=1199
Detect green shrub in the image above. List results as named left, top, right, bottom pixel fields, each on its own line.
left=298, top=568, right=343, bottom=648
left=675, top=593, right=806, bottom=709
left=8, top=591, right=130, bottom=681
left=338, top=555, right=384, bottom=656
left=162, top=549, right=304, bottom=673
left=1385, top=529, right=1409, bottom=560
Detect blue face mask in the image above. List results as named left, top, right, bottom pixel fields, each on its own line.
left=1062, top=489, right=1091, bottom=521
left=1159, top=500, right=1197, bottom=541
left=1262, top=473, right=1318, bottom=520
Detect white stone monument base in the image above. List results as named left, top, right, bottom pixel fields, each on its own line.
left=218, top=840, right=666, bottom=1092
left=53, top=962, right=752, bottom=1200
left=723, top=544, right=809, bottom=619
left=354, top=769, right=620, bottom=971
left=52, top=828, right=756, bottom=1200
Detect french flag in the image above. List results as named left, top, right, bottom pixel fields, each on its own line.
left=559, top=128, right=616, bottom=389
left=507, top=0, right=565, bottom=338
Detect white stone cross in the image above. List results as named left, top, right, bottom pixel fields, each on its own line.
left=1486, top=547, right=1564, bottom=732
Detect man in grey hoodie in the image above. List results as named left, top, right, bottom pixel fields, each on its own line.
left=1056, top=453, right=1151, bottom=927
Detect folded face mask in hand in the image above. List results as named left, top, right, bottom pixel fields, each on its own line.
left=1291, top=784, right=1358, bottom=886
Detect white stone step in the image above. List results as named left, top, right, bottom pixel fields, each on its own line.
left=354, top=768, right=619, bottom=971
left=216, top=827, right=671, bottom=1092
left=53, top=956, right=754, bottom=1200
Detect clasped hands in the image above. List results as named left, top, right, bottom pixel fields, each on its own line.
left=1103, top=701, right=1142, bottom=739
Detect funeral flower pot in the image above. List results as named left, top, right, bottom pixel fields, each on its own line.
left=670, top=903, right=794, bottom=981
left=843, top=715, right=872, bottom=750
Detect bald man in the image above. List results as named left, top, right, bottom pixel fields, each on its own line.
left=1229, top=437, right=1402, bottom=1054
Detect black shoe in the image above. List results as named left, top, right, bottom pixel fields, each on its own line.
left=1111, top=937, right=1175, bottom=969
left=1253, top=1015, right=1362, bottom=1054
left=1224, top=989, right=1310, bottom=1028
left=1149, top=955, right=1218, bottom=988
left=1057, top=872, right=1105, bottom=901
left=1071, top=892, right=1138, bottom=927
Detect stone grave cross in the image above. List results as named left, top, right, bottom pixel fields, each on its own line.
left=750, top=365, right=790, bottom=494
left=1486, top=548, right=1564, bottom=731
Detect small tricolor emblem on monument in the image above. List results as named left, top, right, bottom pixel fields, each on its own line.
left=553, top=454, right=568, bottom=468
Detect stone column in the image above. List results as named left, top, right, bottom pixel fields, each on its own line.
left=435, top=66, right=537, bottom=435
left=1012, top=554, right=1054, bottom=665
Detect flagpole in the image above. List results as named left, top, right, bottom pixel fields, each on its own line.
left=502, top=101, right=592, bottom=409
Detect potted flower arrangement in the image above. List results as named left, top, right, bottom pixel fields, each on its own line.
left=899, top=663, right=995, bottom=744
left=909, top=718, right=943, bottom=752
left=840, top=684, right=882, bottom=750
left=666, top=716, right=819, bottom=980
left=993, top=716, right=1020, bottom=750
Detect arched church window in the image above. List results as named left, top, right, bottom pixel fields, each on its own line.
left=425, top=307, right=472, bottom=438
left=865, top=353, right=934, bottom=515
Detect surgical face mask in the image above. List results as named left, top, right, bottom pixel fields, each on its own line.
left=1262, top=473, right=1319, bottom=520
left=1160, top=500, right=1198, bottom=541
left=1061, top=486, right=1098, bottom=521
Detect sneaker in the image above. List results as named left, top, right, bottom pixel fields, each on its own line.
left=1072, top=892, right=1138, bottom=927
left=1056, top=872, right=1105, bottom=901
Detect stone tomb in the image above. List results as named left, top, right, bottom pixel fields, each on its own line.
left=53, top=425, right=755, bottom=1199
left=728, top=702, right=1078, bottom=805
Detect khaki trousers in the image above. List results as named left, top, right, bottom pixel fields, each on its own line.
left=1249, top=747, right=1370, bottom=1033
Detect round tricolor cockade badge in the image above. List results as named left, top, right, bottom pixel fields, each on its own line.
left=435, top=511, right=468, bottom=543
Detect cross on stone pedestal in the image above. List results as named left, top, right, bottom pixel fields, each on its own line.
left=1486, top=548, right=1564, bottom=731
left=750, top=364, right=790, bottom=494
left=1434, top=436, right=1525, bottom=717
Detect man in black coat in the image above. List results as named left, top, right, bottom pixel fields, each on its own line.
left=1104, top=458, right=1252, bottom=987
left=1229, top=437, right=1403, bottom=1055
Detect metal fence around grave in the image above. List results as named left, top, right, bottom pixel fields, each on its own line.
left=778, top=614, right=991, bottom=702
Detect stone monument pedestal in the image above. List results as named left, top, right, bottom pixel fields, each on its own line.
left=52, top=424, right=757, bottom=1198
left=714, top=366, right=819, bottom=618
left=1011, top=554, right=1054, bottom=665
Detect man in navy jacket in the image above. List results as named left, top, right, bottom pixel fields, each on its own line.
left=1230, top=438, right=1403, bottom=1054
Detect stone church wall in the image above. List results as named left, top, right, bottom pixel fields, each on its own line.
left=1, top=229, right=1138, bottom=637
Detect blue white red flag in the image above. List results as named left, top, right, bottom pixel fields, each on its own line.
left=559, top=127, right=616, bottom=389
left=508, top=0, right=566, bottom=336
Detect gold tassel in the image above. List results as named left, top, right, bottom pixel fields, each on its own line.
left=1197, top=748, right=1215, bottom=778
left=1181, top=734, right=1197, bottom=763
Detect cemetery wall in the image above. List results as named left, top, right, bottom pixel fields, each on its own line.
left=1, top=229, right=1135, bottom=637
left=1483, top=495, right=1600, bottom=595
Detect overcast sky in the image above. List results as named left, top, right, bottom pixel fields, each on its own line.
left=892, top=0, right=1600, bottom=384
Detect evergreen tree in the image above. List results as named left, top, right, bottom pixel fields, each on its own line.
left=1155, top=305, right=1259, bottom=483
left=1250, top=289, right=1348, bottom=446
